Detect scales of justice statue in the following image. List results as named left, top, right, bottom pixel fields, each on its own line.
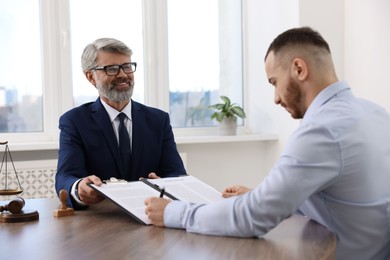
left=0, top=141, right=39, bottom=222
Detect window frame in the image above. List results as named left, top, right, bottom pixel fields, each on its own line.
left=144, top=0, right=249, bottom=136
left=1, top=0, right=250, bottom=151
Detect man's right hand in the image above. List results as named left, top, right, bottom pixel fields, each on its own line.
left=77, top=175, right=105, bottom=205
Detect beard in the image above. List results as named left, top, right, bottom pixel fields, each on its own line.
left=284, top=78, right=304, bottom=119
left=96, top=79, right=134, bottom=103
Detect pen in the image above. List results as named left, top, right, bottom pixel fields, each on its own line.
left=159, top=187, right=165, bottom=198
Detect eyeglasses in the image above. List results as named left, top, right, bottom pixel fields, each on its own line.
left=92, top=62, right=137, bottom=76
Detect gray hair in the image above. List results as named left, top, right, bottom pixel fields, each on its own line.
left=81, top=38, right=133, bottom=73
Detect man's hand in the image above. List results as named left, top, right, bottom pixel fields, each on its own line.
left=144, top=197, right=171, bottom=226
left=222, top=185, right=252, bottom=198
left=77, top=175, right=105, bottom=205
left=148, top=172, right=161, bottom=179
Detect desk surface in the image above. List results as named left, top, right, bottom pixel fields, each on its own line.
left=0, top=198, right=336, bottom=260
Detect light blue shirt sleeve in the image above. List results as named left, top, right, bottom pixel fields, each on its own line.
left=165, top=123, right=340, bottom=237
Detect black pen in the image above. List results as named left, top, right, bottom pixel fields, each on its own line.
left=159, top=187, right=165, bottom=198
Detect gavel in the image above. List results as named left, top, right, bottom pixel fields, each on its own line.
left=0, top=197, right=25, bottom=214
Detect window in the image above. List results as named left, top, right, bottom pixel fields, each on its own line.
left=167, top=0, right=243, bottom=128
left=0, top=0, right=245, bottom=148
left=0, top=1, right=43, bottom=133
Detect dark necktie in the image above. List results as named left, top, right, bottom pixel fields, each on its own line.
left=118, top=113, right=131, bottom=178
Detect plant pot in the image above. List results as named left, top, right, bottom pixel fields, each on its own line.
left=218, top=117, right=237, bottom=135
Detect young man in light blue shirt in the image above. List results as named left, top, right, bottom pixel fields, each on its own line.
left=144, top=27, right=390, bottom=260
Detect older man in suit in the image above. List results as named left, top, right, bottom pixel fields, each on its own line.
left=55, top=38, right=186, bottom=209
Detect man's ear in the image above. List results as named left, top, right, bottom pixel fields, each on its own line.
left=291, top=58, right=308, bottom=81
left=85, top=71, right=97, bottom=86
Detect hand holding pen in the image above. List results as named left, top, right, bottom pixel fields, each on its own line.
left=145, top=186, right=170, bottom=227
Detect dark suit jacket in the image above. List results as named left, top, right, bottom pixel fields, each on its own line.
left=55, top=98, right=186, bottom=208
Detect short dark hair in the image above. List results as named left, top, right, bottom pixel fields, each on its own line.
left=265, top=27, right=331, bottom=61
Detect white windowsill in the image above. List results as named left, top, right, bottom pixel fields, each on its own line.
left=176, top=133, right=278, bottom=144
left=6, top=142, right=59, bottom=152
left=5, top=134, right=278, bottom=152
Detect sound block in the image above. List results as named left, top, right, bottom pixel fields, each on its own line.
left=0, top=209, right=39, bottom=223
left=53, top=208, right=74, bottom=217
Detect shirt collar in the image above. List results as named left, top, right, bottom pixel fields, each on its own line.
left=100, top=98, right=132, bottom=123
left=302, top=81, right=350, bottom=125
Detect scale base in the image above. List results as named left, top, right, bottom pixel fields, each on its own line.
left=0, top=209, right=39, bottom=223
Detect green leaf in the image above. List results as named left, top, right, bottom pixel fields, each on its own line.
left=215, top=113, right=224, bottom=122
left=231, top=106, right=246, bottom=118
left=220, top=96, right=230, bottom=105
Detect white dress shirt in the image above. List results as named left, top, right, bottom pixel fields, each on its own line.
left=100, top=98, right=132, bottom=148
left=164, top=81, right=390, bottom=260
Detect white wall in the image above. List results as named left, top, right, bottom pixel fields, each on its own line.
left=344, top=0, right=390, bottom=112
left=299, top=0, right=390, bottom=113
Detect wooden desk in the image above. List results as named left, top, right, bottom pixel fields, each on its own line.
left=0, top=198, right=336, bottom=260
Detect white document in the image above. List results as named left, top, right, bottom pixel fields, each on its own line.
left=147, top=175, right=223, bottom=203
left=90, top=175, right=222, bottom=225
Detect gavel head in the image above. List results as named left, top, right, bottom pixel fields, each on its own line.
left=7, top=197, right=25, bottom=214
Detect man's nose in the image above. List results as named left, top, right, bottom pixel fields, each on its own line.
left=274, top=90, right=281, bottom=105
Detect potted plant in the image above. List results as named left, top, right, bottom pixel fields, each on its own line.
left=209, top=95, right=246, bottom=135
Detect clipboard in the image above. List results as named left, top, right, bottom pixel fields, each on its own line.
left=89, top=175, right=222, bottom=225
